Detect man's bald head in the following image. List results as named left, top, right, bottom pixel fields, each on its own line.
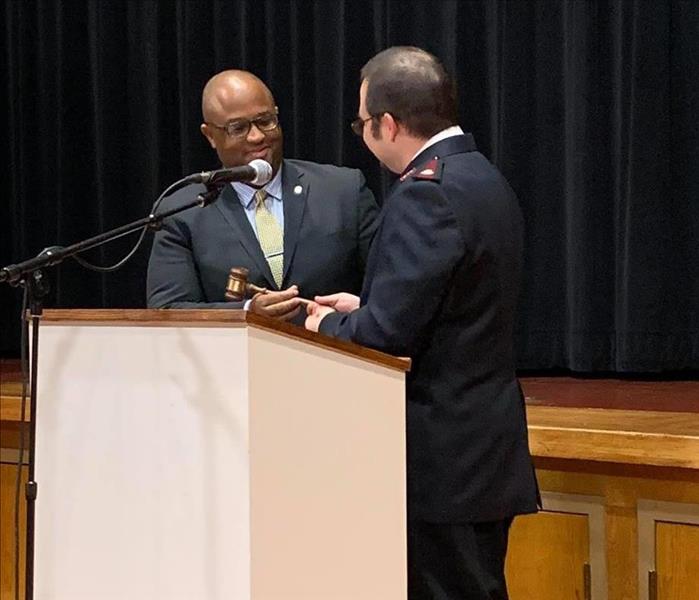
left=201, top=70, right=275, bottom=123
left=199, top=70, right=283, bottom=173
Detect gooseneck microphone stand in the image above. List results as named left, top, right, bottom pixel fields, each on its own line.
left=0, top=181, right=225, bottom=600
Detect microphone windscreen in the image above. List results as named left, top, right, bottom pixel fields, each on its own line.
left=248, top=159, right=273, bottom=186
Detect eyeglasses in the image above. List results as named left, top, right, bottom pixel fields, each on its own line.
left=351, top=115, right=374, bottom=137
left=207, top=108, right=279, bottom=138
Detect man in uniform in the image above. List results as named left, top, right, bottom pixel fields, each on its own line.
left=306, top=47, right=538, bottom=599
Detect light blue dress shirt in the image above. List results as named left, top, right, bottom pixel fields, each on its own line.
left=231, top=167, right=284, bottom=235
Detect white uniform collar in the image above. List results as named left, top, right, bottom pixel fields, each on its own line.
left=409, top=125, right=465, bottom=164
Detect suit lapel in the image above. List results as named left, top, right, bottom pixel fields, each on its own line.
left=214, top=184, right=277, bottom=289
left=280, top=161, right=307, bottom=284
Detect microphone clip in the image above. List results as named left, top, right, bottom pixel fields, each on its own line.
left=196, top=185, right=225, bottom=207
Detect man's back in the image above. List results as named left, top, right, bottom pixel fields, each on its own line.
left=394, top=137, right=536, bottom=523
left=322, top=135, right=538, bottom=522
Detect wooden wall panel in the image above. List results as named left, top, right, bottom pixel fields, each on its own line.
left=656, top=522, right=699, bottom=600
left=506, top=511, right=589, bottom=600
left=1, top=463, right=26, bottom=600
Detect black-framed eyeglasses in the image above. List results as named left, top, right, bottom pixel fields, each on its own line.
left=207, top=107, right=279, bottom=138
left=351, top=115, right=374, bottom=137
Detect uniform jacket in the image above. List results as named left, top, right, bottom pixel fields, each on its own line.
left=319, top=134, right=539, bottom=523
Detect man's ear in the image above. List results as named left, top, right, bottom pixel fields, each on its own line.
left=383, top=113, right=400, bottom=142
left=200, top=123, right=217, bottom=149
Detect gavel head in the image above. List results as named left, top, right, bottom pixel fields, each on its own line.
left=225, top=267, right=250, bottom=301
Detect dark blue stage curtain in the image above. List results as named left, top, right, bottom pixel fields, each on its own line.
left=1, top=0, right=697, bottom=372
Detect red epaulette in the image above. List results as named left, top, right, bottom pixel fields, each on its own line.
left=399, top=157, right=443, bottom=182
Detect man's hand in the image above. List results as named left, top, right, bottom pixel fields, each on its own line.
left=313, top=292, right=360, bottom=313
left=249, top=286, right=301, bottom=321
left=305, top=301, right=337, bottom=332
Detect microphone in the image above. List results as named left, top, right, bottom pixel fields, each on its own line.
left=186, top=159, right=273, bottom=186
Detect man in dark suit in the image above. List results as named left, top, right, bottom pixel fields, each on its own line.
left=305, top=47, right=539, bottom=599
left=147, top=70, right=379, bottom=320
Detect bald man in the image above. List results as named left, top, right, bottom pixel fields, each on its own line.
left=147, top=71, right=379, bottom=320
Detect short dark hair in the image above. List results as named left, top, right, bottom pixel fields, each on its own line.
left=361, top=46, right=458, bottom=139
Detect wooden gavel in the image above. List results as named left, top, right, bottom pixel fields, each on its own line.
left=225, top=266, right=312, bottom=305
left=225, top=267, right=267, bottom=301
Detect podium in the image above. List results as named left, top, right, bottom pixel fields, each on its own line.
left=32, top=309, right=409, bottom=599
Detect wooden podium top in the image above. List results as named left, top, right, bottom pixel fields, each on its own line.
left=37, top=308, right=411, bottom=373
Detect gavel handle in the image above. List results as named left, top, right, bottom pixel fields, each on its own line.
left=247, top=282, right=268, bottom=296
left=251, top=287, right=313, bottom=306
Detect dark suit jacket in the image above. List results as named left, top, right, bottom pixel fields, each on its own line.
left=147, top=159, right=379, bottom=313
left=319, top=135, right=539, bottom=523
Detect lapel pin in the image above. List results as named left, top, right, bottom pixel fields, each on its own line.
left=293, top=185, right=303, bottom=195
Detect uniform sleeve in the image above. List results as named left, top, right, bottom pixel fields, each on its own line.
left=146, top=218, right=239, bottom=309
left=319, top=180, right=465, bottom=356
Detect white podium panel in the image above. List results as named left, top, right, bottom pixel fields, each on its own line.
left=33, top=313, right=407, bottom=600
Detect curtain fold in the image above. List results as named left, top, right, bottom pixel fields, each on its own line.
left=1, top=0, right=697, bottom=371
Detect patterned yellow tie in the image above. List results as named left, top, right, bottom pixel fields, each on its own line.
left=254, top=188, right=284, bottom=287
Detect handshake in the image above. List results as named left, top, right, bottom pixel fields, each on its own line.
left=224, top=266, right=357, bottom=329
left=246, top=286, right=359, bottom=332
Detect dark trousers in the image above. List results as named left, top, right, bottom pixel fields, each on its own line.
left=407, top=518, right=513, bottom=600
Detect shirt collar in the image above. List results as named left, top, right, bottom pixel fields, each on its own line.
left=409, top=125, right=465, bottom=164
left=232, top=165, right=283, bottom=210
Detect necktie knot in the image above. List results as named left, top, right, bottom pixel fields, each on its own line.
left=254, top=188, right=267, bottom=209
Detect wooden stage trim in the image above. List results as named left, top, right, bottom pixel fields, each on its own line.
left=526, top=406, right=699, bottom=470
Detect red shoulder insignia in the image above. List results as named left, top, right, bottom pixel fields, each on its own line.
left=414, top=158, right=439, bottom=178
left=407, top=157, right=443, bottom=182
